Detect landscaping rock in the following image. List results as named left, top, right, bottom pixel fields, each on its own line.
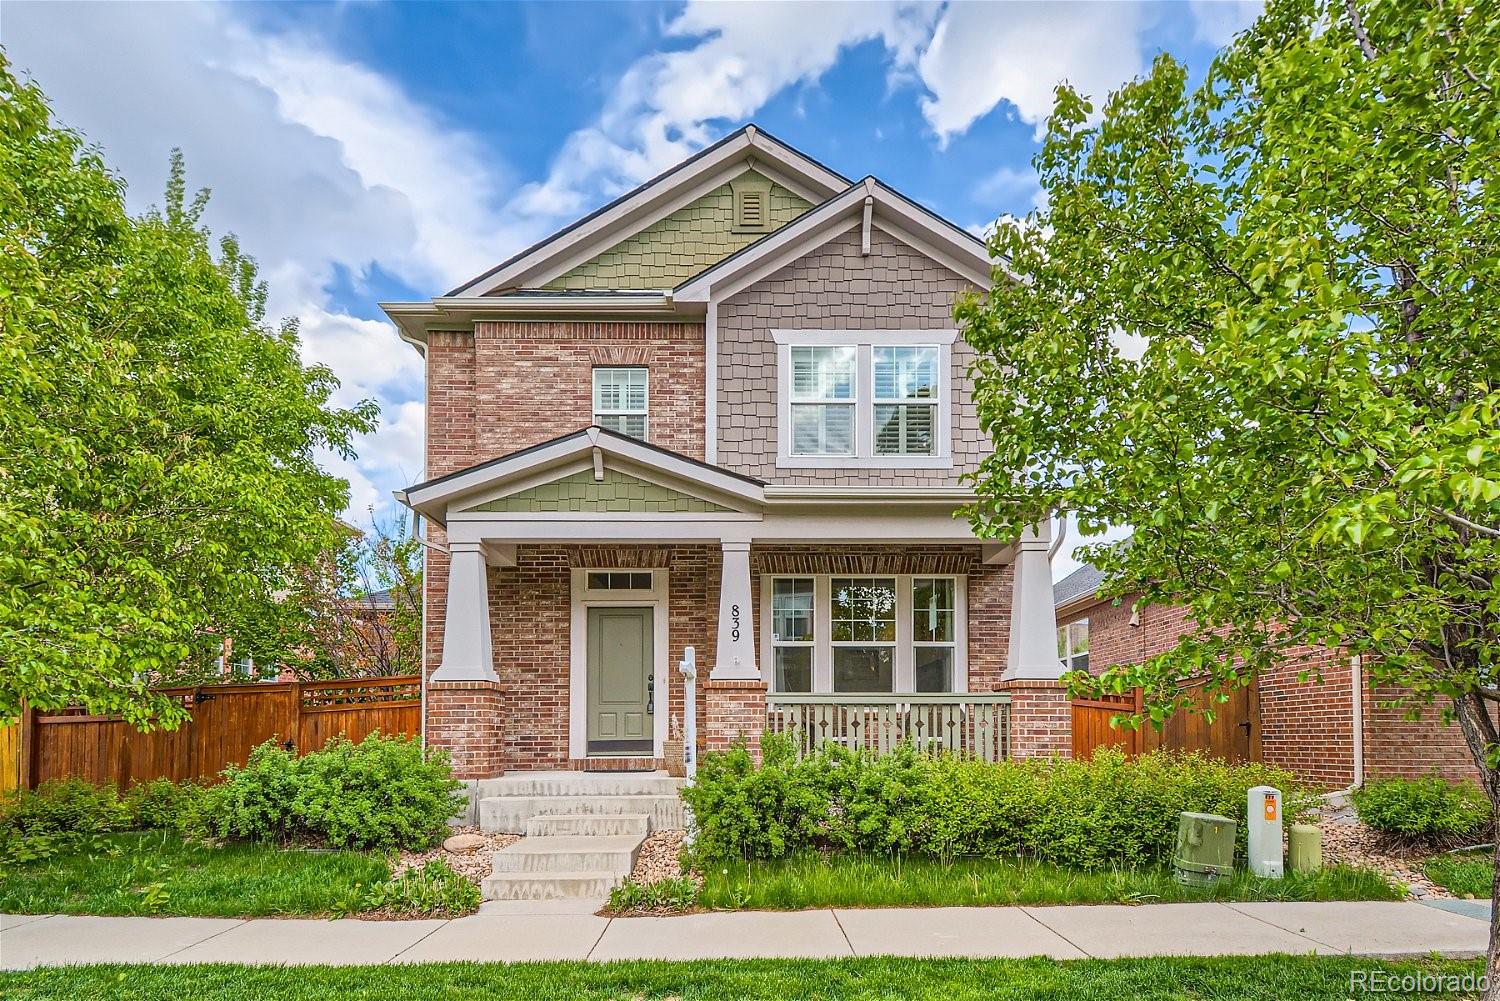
left=1319, top=813, right=1450, bottom=900
left=443, top=833, right=488, bottom=854
left=629, top=829, right=691, bottom=885
left=394, top=826, right=521, bottom=886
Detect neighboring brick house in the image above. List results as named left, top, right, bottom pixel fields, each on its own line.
left=385, top=126, right=1068, bottom=779
left=1054, top=561, right=1478, bottom=789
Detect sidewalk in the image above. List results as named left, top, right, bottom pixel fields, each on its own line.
left=0, top=901, right=1488, bottom=969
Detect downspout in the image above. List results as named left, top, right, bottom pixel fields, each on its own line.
left=1047, top=512, right=1069, bottom=562
left=1323, top=654, right=1365, bottom=801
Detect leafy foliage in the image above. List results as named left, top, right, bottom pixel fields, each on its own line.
left=215, top=735, right=462, bottom=850
left=960, top=1, right=1499, bottom=790
left=351, top=859, right=480, bottom=918
left=606, top=876, right=700, bottom=915
left=0, top=53, right=376, bottom=723
left=684, top=736, right=1309, bottom=867
left=1353, top=777, right=1493, bottom=841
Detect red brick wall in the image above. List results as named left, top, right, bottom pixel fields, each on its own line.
left=1057, top=593, right=1477, bottom=787
left=1003, top=680, right=1071, bottom=758
left=701, top=680, right=768, bottom=758
left=427, top=680, right=504, bottom=779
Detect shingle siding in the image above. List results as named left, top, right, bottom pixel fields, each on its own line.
left=468, top=468, right=732, bottom=514
left=716, top=226, right=985, bottom=486
left=543, top=170, right=810, bottom=291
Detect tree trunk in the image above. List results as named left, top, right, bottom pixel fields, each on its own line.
left=1487, top=833, right=1499, bottom=1001
left=1453, top=692, right=1499, bottom=1000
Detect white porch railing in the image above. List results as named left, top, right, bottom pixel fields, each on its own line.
left=765, top=693, right=1012, bottom=761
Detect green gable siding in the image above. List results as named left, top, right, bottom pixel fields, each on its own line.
left=467, top=468, right=733, bottom=514
left=543, top=170, right=810, bottom=291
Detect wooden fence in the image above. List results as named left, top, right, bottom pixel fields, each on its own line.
left=10, top=677, right=420, bottom=791
left=1072, top=679, right=1261, bottom=764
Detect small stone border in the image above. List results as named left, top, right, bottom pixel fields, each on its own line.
left=393, top=826, right=520, bottom=885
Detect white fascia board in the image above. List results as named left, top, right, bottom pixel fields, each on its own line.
left=770, top=329, right=958, bottom=346
left=439, top=294, right=676, bottom=314
left=443, top=509, right=980, bottom=546
left=762, top=485, right=974, bottom=502
left=406, top=435, right=592, bottom=511
left=593, top=432, right=765, bottom=505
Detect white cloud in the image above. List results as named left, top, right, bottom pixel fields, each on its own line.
left=916, top=2, right=1148, bottom=142
left=973, top=165, right=1044, bottom=210
left=1188, top=0, right=1263, bottom=47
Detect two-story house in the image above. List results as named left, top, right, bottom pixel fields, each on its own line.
left=385, top=126, right=1066, bottom=785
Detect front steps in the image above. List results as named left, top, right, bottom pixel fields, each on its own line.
left=478, top=771, right=686, bottom=901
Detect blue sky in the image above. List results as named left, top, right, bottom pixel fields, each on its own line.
left=2, top=0, right=1258, bottom=571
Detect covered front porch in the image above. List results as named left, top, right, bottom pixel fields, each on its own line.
left=399, top=428, right=1066, bottom=777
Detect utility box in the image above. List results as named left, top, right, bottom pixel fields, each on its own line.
left=1289, top=823, right=1322, bottom=873
left=1173, top=812, right=1237, bottom=887
left=1248, top=785, right=1284, bottom=878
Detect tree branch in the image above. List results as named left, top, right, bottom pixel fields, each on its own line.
left=1345, top=0, right=1380, bottom=60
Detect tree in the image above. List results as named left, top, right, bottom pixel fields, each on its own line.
left=958, top=0, right=1500, bottom=984
left=0, top=54, right=377, bottom=726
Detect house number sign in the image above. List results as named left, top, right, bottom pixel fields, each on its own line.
left=730, top=604, right=741, bottom=641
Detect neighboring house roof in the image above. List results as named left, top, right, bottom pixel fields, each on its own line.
left=1054, top=562, right=1107, bottom=609
left=353, top=588, right=395, bottom=612
left=397, top=426, right=767, bottom=527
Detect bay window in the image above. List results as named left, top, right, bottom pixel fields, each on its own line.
left=763, top=574, right=966, bottom=693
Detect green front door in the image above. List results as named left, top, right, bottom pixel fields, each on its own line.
left=587, top=606, right=654, bottom=754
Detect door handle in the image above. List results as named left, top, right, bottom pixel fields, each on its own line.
left=646, top=674, right=655, bottom=715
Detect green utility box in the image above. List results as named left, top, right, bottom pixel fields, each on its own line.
left=1289, top=823, right=1323, bottom=873
left=1173, top=812, right=1238, bottom=887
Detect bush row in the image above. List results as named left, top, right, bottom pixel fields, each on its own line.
left=1353, top=777, right=1492, bottom=841
left=682, top=735, right=1315, bottom=868
left=0, top=734, right=461, bottom=860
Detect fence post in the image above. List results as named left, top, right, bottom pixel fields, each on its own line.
left=291, top=680, right=304, bottom=755
left=18, top=702, right=36, bottom=790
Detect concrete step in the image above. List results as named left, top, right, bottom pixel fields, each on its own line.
left=525, top=813, right=651, bottom=837
left=482, top=870, right=622, bottom=901
left=475, top=772, right=685, bottom=798
left=479, top=794, right=685, bottom=834
left=491, top=835, right=642, bottom=875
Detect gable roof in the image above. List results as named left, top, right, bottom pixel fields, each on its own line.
left=448, top=125, right=849, bottom=297
left=1054, top=562, right=1107, bottom=609
left=397, top=426, right=765, bottom=527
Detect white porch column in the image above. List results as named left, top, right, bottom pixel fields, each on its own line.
left=434, top=541, right=497, bottom=682
left=1003, top=523, right=1062, bottom=681
left=711, top=541, right=759, bottom=680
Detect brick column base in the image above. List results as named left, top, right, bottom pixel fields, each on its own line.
left=702, top=679, right=768, bottom=762
left=1003, top=679, right=1072, bottom=760
left=427, top=680, right=505, bottom=779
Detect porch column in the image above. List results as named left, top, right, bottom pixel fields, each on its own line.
left=1003, top=523, right=1061, bottom=681
left=711, top=541, right=758, bottom=680
left=434, top=541, right=497, bottom=682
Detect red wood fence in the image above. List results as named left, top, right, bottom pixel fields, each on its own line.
left=1072, top=679, right=1262, bottom=764
left=12, top=677, right=420, bottom=790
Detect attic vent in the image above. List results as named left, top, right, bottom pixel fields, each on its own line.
left=731, top=175, right=774, bottom=234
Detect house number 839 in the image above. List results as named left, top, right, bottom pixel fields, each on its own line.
left=730, top=604, right=741, bottom=641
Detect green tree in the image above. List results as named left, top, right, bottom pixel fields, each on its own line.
left=0, top=54, right=376, bottom=725
left=958, top=0, right=1500, bottom=980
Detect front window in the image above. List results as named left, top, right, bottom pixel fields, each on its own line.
left=593, top=367, right=648, bottom=439
left=873, top=347, right=938, bottom=455
left=765, top=574, right=965, bottom=693
left=1058, top=619, right=1090, bottom=673
left=789, top=346, right=855, bottom=456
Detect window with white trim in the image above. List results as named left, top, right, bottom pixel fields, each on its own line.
left=593, top=367, right=648, bottom=440
left=774, top=331, right=953, bottom=469
left=1058, top=619, right=1090, bottom=673
left=789, top=346, right=856, bottom=456
left=764, top=574, right=966, bottom=693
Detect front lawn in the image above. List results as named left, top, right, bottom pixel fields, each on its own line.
left=1425, top=852, right=1494, bottom=899
left=0, top=957, right=1484, bottom=1001
left=0, top=832, right=388, bottom=917
left=692, top=854, right=1401, bottom=910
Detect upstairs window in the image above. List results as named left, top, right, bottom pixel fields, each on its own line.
left=789, top=346, right=856, bottom=456
left=593, top=367, right=648, bottom=440
left=1058, top=619, right=1090, bottom=673
left=774, top=331, right=954, bottom=469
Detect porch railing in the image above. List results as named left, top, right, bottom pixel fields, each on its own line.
left=765, top=693, right=1012, bottom=761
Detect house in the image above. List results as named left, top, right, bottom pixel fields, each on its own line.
left=1054, top=560, right=1478, bottom=788
left=384, top=125, right=1070, bottom=782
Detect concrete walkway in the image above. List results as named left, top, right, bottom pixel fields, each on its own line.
left=0, top=901, right=1488, bottom=970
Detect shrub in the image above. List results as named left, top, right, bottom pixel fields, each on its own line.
left=353, top=859, right=481, bottom=917
left=123, top=779, right=222, bottom=840
left=215, top=734, right=462, bottom=850
left=684, top=737, right=1311, bottom=869
left=0, top=779, right=131, bottom=864
left=1353, top=777, right=1492, bottom=842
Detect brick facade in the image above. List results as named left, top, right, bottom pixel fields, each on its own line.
left=426, top=680, right=504, bottom=779
left=1057, top=591, right=1478, bottom=787
left=1002, top=680, right=1072, bottom=759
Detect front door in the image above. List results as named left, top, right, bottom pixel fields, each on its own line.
left=587, top=606, right=654, bottom=755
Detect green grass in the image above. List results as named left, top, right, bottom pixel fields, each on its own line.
left=0, top=957, right=1484, bottom=1000
left=0, top=832, right=389, bottom=917
left=693, top=854, right=1402, bottom=910
left=1425, top=851, right=1494, bottom=898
